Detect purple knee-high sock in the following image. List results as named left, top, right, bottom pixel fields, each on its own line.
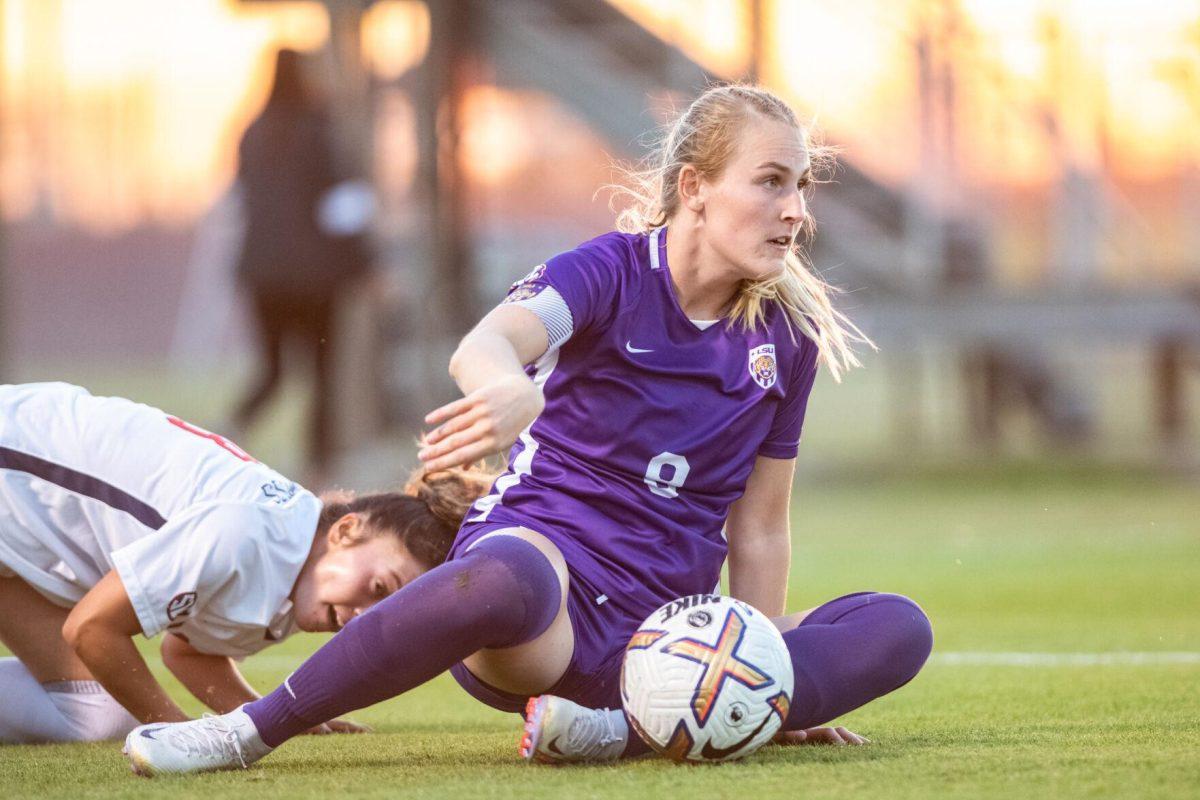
left=620, top=591, right=932, bottom=757
left=244, top=535, right=561, bottom=747
left=781, top=591, right=933, bottom=730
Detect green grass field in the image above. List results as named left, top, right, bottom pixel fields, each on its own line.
left=3, top=465, right=1197, bottom=798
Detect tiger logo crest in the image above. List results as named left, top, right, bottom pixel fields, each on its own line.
left=503, top=263, right=547, bottom=304
left=748, top=344, right=777, bottom=389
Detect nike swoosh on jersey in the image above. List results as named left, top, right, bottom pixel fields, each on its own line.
left=625, top=341, right=654, bottom=353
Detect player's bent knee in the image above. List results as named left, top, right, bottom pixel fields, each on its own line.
left=471, top=528, right=569, bottom=596
left=873, top=593, right=934, bottom=684
left=456, top=532, right=574, bottom=694
left=459, top=532, right=564, bottom=646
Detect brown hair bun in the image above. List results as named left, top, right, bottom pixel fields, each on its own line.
left=316, top=463, right=498, bottom=570
left=404, top=463, right=496, bottom=530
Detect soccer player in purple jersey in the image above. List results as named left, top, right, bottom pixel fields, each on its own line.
left=125, top=85, right=933, bottom=774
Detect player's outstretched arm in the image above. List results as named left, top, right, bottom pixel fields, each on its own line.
left=62, top=571, right=189, bottom=724
left=420, top=305, right=549, bottom=472
left=725, top=455, right=797, bottom=618
left=161, top=633, right=259, bottom=714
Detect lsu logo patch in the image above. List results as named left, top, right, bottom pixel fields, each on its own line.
left=503, top=263, right=547, bottom=304
left=510, top=263, right=546, bottom=290
left=167, top=591, right=197, bottom=622
left=503, top=283, right=544, bottom=304
left=748, top=344, right=777, bottom=389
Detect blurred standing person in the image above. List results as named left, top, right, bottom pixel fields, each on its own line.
left=231, top=48, right=372, bottom=487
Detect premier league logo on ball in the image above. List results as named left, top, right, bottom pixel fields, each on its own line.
left=748, top=344, right=777, bottom=389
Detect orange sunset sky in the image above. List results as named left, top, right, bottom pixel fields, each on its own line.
left=1, top=0, right=1198, bottom=236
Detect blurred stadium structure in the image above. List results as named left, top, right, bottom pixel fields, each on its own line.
left=0, top=0, right=1198, bottom=476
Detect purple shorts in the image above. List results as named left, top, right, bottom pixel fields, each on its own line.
left=447, top=521, right=645, bottom=714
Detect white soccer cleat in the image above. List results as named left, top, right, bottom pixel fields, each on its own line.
left=519, top=695, right=627, bottom=764
left=123, top=707, right=273, bottom=776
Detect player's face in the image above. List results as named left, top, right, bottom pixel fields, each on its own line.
left=296, top=531, right=426, bottom=632
left=698, top=115, right=811, bottom=282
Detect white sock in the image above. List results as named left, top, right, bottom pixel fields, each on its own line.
left=0, top=657, right=69, bottom=743
left=45, top=680, right=140, bottom=742
left=0, top=657, right=138, bottom=743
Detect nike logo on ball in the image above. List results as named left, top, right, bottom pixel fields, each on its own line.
left=625, top=341, right=653, bottom=353
left=698, top=714, right=774, bottom=760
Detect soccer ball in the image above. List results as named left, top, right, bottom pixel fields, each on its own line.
left=621, top=595, right=793, bottom=763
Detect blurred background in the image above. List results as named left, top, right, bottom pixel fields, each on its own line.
left=5, top=10, right=1197, bottom=786
left=1, top=0, right=1198, bottom=486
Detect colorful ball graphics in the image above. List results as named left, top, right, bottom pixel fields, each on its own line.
left=621, top=595, right=794, bottom=763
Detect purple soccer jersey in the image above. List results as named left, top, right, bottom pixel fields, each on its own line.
left=451, top=228, right=818, bottom=626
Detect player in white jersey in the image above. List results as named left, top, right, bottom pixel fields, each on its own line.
left=0, top=382, right=492, bottom=744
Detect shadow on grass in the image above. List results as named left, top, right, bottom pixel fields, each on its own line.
left=248, top=737, right=901, bottom=777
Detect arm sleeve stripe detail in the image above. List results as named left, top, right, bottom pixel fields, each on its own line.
left=508, top=286, right=574, bottom=350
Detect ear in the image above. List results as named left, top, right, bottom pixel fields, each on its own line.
left=327, top=513, right=362, bottom=548
left=678, top=164, right=705, bottom=213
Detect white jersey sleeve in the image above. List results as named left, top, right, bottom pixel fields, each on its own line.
left=110, top=495, right=318, bottom=658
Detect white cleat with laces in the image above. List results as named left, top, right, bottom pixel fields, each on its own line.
left=123, top=707, right=273, bottom=776
left=520, top=695, right=628, bottom=764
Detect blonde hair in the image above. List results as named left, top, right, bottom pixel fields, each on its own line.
left=610, top=84, right=873, bottom=381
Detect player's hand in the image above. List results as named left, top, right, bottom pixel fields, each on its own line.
left=323, top=718, right=371, bottom=734
left=303, top=718, right=371, bottom=735
left=420, top=375, right=544, bottom=471
left=773, top=726, right=869, bottom=746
